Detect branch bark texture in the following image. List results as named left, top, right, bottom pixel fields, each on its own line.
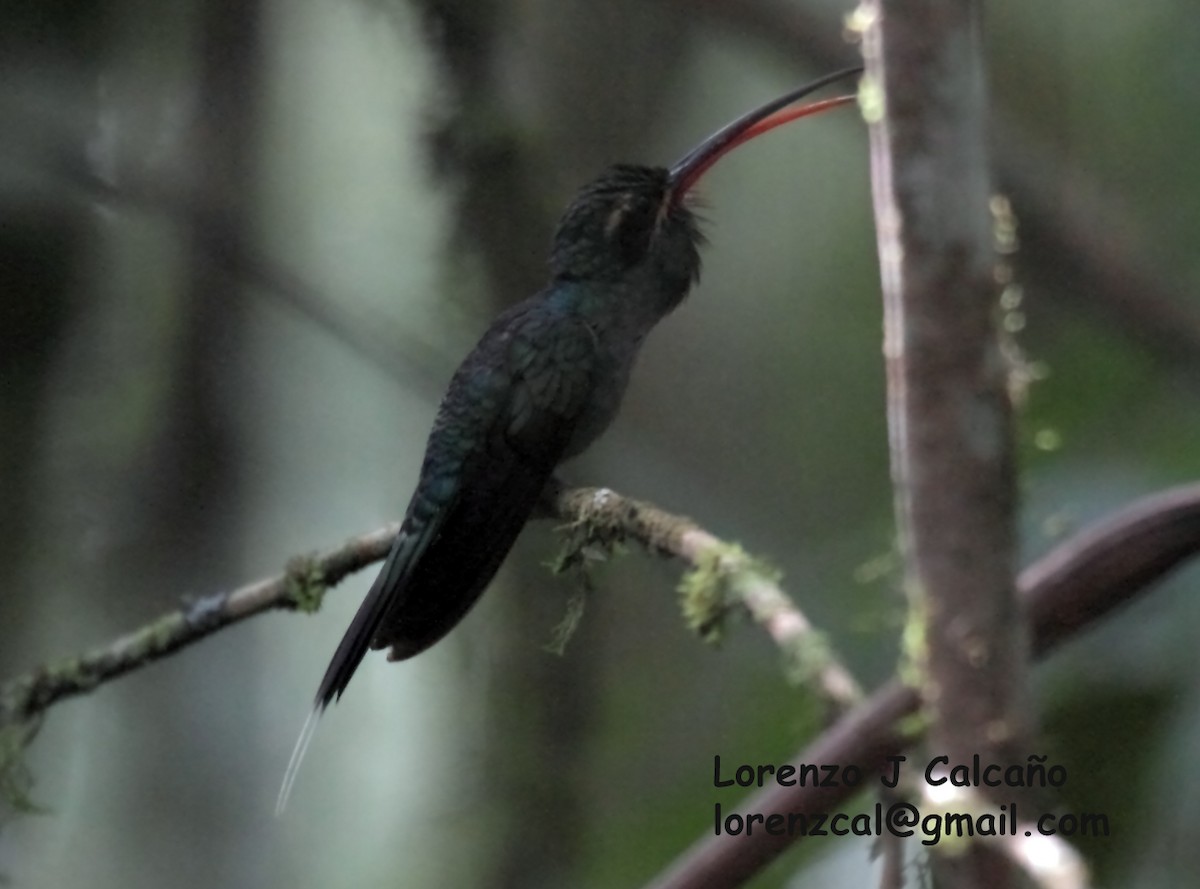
left=864, top=3, right=1026, bottom=886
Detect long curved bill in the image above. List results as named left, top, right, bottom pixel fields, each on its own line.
left=668, top=65, right=863, bottom=197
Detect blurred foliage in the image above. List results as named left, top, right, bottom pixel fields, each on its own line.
left=1, top=0, right=1198, bottom=887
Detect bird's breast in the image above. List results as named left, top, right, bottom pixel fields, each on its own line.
left=561, top=326, right=642, bottom=458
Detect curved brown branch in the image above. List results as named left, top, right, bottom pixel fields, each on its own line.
left=1023, top=483, right=1200, bottom=654
left=641, top=481, right=1200, bottom=889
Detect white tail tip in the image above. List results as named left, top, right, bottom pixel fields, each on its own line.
left=275, top=706, right=322, bottom=816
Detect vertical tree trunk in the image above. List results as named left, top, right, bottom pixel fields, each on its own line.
left=863, top=2, right=1029, bottom=886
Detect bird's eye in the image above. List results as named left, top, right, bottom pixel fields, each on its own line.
left=604, top=193, right=658, bottom=267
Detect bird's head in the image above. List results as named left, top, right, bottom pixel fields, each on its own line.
left=548, top=65, right=862, bottom=295
left=549, top=164, right=699, bottom=291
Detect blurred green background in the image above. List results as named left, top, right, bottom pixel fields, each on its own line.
left=2, top=0, right=1199, bottom=887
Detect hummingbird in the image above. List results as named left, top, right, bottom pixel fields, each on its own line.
left=278, top=65, right=862, bottom=810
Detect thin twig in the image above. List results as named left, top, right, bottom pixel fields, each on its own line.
left=0, top=524, right=400, bottom=726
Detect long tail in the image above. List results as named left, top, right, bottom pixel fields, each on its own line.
left=316, top=526, right=429, bottom=706
left=275, top=526, right=430, bottom=813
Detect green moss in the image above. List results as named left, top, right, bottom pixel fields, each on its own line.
left=778, top=630, right=834, bottom=687
left=284, top=556, right=327, bottom=614
left=141, top=614, right=183, bottom=654
left=42, top=657, right=86, bottom=690
left=677, top=545, right=743, bottom=644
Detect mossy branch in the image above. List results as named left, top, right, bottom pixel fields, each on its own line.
left=0, top=523, right=400, bottom=812
left=545, top=484, right=863, bottom=712
left=1, top=530, right=398, bottom=729
left=3, top=487, right=858, bottom=813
